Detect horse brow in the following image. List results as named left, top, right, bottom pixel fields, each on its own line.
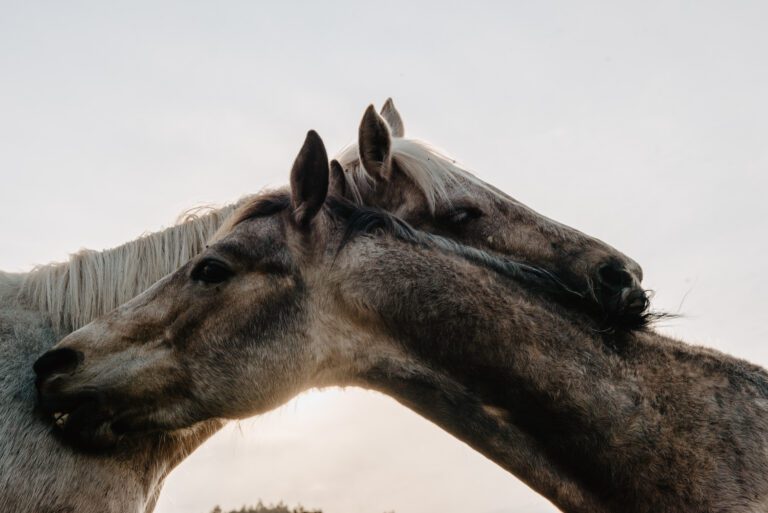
left=211, top=241, right=254, bottom=261
left=230, top=192, right=291, bottom=227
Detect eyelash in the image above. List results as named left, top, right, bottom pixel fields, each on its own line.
left=441, top=207, right=483, bottom=225
left=191, top=260, right=232, bottom=284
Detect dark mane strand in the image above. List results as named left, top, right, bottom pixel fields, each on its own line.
left=326, top=196, right=663, bottom=332
left=229, top=194, right=662, bottom=332
left=327, top=196, right=420, bottom=248
left=327, top=197, right=584, bottom=305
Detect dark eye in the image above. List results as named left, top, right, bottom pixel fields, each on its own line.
left=191, top=260, right=232, bottom=284
left=441, top=206, right=483, bottom=226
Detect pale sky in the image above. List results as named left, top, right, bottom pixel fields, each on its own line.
left=1, top=2, right=767, bottom=513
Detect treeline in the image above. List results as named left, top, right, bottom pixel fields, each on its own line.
left=209, top=501, right=322, bottom=513
left=209, top=501, right=393, bottom=513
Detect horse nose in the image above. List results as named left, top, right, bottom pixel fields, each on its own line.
left=598, top=262, right=636, bottom=292
left=624, top=258, right=644, bottom=284
left=596, top=260, right=649, bottom=322
left=33, top=348, right=83, bottom=384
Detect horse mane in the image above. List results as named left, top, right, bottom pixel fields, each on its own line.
left=217, top=190, right=583, bottom=309
left=333, top=137, right=496, bottom=212
left=325, top=196, right=585, bottom=303
left=18, top=201, right=245, bottom=335
left=18, top=137, right=489, bottom=335
left=218, top=138, right=489, bottom=234
left=326, top=197, right=664, bottom=331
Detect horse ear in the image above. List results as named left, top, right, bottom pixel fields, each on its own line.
left=380, top=98, right=405, bottom=137
left=358, top=104, right=393, bottom=181
left=290, top=130, right=329, bottom=227
left=329, top=159, right=347, bottom=197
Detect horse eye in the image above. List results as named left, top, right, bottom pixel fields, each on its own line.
left=442, top=207, right=483, bottom=226
left=191, top=260, right=232, bottom=284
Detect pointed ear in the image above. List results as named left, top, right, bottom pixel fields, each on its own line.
left=358, top=105, right=393, bottom=180
left=380, top=98, right=405, bottom=137
left=290, top=130, right=329, bottom=227
left=328, top=159, right=347, bottom=198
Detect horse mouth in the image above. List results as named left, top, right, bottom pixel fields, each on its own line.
left=52, top=411, right=70, bottom=428
left=39, top=390, right=181, bottom=452
left=602, top=286, right=653, bottom=330
left=38, top=393, right=124, bottom=452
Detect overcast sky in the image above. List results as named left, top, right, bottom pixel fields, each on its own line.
left=1, top=2, right=767, bottom=513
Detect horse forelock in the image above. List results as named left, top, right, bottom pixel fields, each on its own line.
left=18, top=201, right=244, bottom=335
left=334, top=137, right=499, bottom=212
left=211, top=189, right=291, bottom=241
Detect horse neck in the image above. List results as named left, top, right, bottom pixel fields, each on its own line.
left=358, top=356, right=603, bottom=513
left=350, top=273, right=614, bottom=512
left=350, top=254, right=768, bottom=513
left=16, top=202, right=241, bottom=336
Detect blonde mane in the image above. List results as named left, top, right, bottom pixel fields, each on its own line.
left=333, top=137, right=492, bottom=212
left=18, top=201, right=245, bottom=335
left=17, top=138, right=491, bottom=336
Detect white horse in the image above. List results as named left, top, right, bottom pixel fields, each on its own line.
left=0, top=206, right=237, bottom=513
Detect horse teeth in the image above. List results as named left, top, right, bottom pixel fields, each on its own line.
left=54, top=413, right=69, bottom=428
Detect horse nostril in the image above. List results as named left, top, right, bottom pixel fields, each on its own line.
left=33, top=348, right=83, bottom=380
left=598, top=263, right=635, bottom=291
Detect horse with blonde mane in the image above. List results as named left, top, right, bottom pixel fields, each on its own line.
left=0, top=207, right=238, bottom=513
left=36, top=131, right=768, bottom=513
left=3, top=100, right=647, bottom=512
left=338, top=100, right=649, bottom=330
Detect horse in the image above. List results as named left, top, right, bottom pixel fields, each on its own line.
left=0, top=207, right=238, bottom=513
left=35, top=131, right=768, bottom=513
left=2, top=101, right=649, bottom=513
left=336, top=99, right=649, bottom=330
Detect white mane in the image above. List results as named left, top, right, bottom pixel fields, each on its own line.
left=16, top=138, right=492, bottom=336
left=333, top=137, right=492, bottom=211
left=18, top=202, right=244, bottom=335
